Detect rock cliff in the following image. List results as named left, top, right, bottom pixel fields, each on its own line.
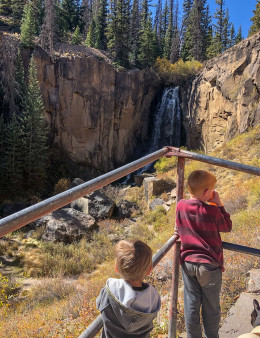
left=182, top=32, right=260, bottom=152
left=33, top=46, right=161, bottom=178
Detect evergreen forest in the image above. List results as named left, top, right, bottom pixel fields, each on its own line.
left=0, top=0, right=259, bottom=199
left=1, top=0, right=260, bottom=69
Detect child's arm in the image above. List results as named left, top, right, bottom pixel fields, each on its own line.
left=212, top=192, right=232, bottom=232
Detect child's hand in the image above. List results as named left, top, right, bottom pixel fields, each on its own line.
left=208, top=191, right=223, bottom=207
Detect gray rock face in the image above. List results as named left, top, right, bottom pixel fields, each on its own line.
left=87, top=191, right=115, bottom=219
left=33, top=46, right=161, bottom=180
left=41, top=208, right=97, bottom=243
left=182, top=31, right=260, bottom=151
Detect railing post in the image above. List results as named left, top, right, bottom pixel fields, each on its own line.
left=168, top=157, right=185, bottom=337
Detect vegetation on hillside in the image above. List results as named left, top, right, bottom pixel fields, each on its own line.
left=0, top=0, right=250, bottom=69
left=0, top=125, right=259, bottom=337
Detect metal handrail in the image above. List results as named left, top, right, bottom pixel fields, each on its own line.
left=0, top=146, right=259, bottom=338
left=165, top=147, right=260, bottom=176
left=79, top=235, right=179, bottom=338
left=0, top=148, right=167, bottom=238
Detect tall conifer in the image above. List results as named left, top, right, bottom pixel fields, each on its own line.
left=85, top=18, right=96, bottom=47
left=235, top=25, right=243, bottom=44
left=249, top=1, right=260, bottom=36
left=106, top=0, right=131, bottom=67
left=181, top=0, right=193, bottom=60
left=20, top=2, right=36, bottom=48
left=95, top=0, right=108, bottom=49
left=21, top=57, right=48, bottom=186
left=130, top=0, right=141, bottom=66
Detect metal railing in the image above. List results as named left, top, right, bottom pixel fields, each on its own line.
left=0, top=146, right=259, bottom=338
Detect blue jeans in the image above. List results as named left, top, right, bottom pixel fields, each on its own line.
left=181, top=261, right=222, bottom=338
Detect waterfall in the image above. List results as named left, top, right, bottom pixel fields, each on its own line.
left=123, top=86, right=182, bottom=182
left=150, top=86, right=181, bottom=151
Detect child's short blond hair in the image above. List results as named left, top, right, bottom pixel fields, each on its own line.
left=115, top=239, right=152, bottom=282
left=188, top=170, right=216, bottom=195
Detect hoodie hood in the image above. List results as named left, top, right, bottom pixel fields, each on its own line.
left=97, top=278, right=161, bottom=334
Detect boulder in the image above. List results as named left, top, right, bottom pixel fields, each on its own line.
left=149, top=198, right=164, bottom=210
left=114, top=200, right=139, bottom=219
left=247, top=269, right=260, bottom=293
left=144, top=177, right=176, bottom=203
left=86, top=190, right=115, bottom=219
left=70, top=197, right=89, bottom=214
left=40, top=208, right=97, bottom=243
left=70, top=178, right=85, bottom=188
left=152, top=179, right=176, bottom=195
left=134, top=173, right=155, bottom=187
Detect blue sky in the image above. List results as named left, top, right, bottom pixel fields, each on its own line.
left=152, top=0, right=257, bottom=38
left=207, top=0, right=256, bottom=37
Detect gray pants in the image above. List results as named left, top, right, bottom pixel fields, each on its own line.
left=181, top=261, right=222, bottom=338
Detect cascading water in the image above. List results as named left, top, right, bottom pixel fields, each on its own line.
left=150, top=86, right=181, bottom=151
left=123, top=86, right=182, bottom=182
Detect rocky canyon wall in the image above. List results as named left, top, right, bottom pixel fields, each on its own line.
left=33, top=47, right=161, bottom=179
left=182, top=32, right=260, bottom=152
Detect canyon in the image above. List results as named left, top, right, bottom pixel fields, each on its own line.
left=1, top=31, right=260, bottom=177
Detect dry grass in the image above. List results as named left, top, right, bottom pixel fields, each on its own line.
left=0, top=126, right=259, bottom=337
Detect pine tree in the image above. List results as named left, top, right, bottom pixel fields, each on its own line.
left=222, top=8, right=231, bottom=50
left=170, top=1, right=180, bottom=63
left=206, top=25, right=216, bottom=59
left=85, top=18, right=96, bottom=47
left=4, top=114, right=24, bottom=190
left=129, top=0, right=141, bottom=66
left=249, top=1, right=260, bottom=36
left=21, top=56, right=49, bottom=186
left=181, top=0, right=208, bottom=61
left=0, top=0, right=12, bottom=15
left=82, top=0, right=95, bottom=34
left=138, top=13, right=157, bottom=68
left=235, top=25, right=243, bottom=44
left=14, top=49, right=26, bottom=113
left=72, top=25, right=82, bottom=44
left=154, top=0, right=163, bottom=51
left=163, top=0, right=174, bottom=59
left=181, top=0, right=193, bottom=60
left=20, top=2, right=36, bottom=48
left=95, top=0, right=108, bottom=49
left=33, top=0, right=45, bottom=34
left=106, top=0, right=131, bottom=67
left=213, top=0, right=225, bottom=55
left=11, top=0, right=27, bottom=25
left=61, top=0, right=78, bottom=32
left=161, top=0, right=170, bottom=55
left=229, top=23, right=236, bottom=47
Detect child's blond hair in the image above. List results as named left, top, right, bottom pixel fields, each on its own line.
left=188, top=170, right=216, bottom=195
left=115, top=239, right=152, bottom=282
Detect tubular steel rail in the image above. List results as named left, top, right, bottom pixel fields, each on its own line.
left=79, top=235, right=179, bottom=338
left=0, top=147, right=259, bottom=338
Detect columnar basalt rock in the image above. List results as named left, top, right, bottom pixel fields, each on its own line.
left=182, top=32, right=260, bottom=152
left=33, top=47, right=161, bottom=179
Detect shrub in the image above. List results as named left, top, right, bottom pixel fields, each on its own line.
left=0, top=273, right=20, bottom=308
left=53, top=178, right=71, bottom=195
left=154, top=156, right=178, bottom=173
left=154, top=58, right=203, bottom=86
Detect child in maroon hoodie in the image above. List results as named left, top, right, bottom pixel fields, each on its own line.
left=176, top=170, right=232, bottom=338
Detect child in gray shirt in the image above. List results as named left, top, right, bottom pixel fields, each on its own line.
left=96, top=239, right=161, bottom=337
